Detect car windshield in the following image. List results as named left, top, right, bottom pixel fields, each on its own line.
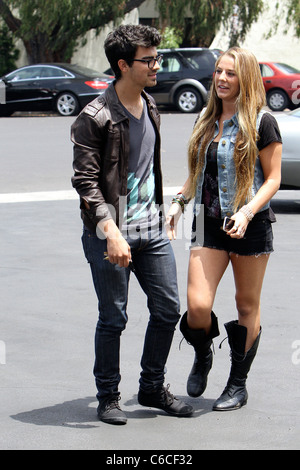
left=274, top=63, right=300, bottom=74
left=68, top=64, right=108, bottom=78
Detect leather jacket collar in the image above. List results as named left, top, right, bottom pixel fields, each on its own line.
left=105, top=81, right=157, bottom=124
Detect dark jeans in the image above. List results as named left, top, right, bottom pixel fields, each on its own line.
left=81, top=227, right=180, bottom=401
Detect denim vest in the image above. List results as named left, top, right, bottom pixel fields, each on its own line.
left=194, top=111, right=269, bottom=218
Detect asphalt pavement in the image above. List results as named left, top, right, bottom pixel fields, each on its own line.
left=0, top=112, right=299, bottom=451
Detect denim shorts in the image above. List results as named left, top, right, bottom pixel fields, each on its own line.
left=191, top=210, right=274, bottom=256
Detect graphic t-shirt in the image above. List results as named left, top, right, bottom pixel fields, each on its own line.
left=120, top=98, right=159, bottom=236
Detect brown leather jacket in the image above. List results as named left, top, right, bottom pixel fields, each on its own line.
left=71, top=83, right=163, bottom=232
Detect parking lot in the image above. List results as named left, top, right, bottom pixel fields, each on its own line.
left=0, top=112, right=299, bottom=451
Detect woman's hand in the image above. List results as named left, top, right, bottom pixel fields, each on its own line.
left=165, top=202, right=182, bottom=240
left=226, top=212, right=249, bottom=239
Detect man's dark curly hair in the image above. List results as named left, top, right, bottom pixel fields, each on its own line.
left=104, top=24, right=161, bottom=80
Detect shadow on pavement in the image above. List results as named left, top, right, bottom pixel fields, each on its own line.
left=10, top=394, right=216, bottom=428
left=11, top=397, right=98, bottom=429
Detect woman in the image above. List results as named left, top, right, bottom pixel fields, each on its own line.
left=167, top=47, right=282, bottom=411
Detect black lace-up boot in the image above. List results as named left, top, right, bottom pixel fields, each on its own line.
left=138, top=384, right=193, bottom=417
left=213, top=320, right=261, bottom=411
left=180, top=311, right=220, bottom=397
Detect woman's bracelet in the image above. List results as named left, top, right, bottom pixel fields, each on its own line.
left=239, top=205, right=254, bottom=221
left=171, top=192, right=189, bottom=213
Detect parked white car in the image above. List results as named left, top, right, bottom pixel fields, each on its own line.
left=275, top=109, right=300, bottom=188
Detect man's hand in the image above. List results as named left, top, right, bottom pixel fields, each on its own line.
left=98, top=219, right=131, bottom=267
left=106, top=236, right=131, bottom=267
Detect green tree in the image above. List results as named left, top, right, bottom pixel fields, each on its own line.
left=159, top=26, right=183, bottom=48
left=268, top=0, right=300, bottom=38
left=286, top=0, right=300, bottom=36
left=156, top=0, right=264, bottom=47
left=0, top=0, right=146, bottom=64
left=0, top=22, right=19, bottom=75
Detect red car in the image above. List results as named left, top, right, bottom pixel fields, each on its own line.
left=259, top=62, right=300, bottom=112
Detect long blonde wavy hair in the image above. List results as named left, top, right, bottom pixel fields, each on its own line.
left=188, top=47, right=266, bottom=212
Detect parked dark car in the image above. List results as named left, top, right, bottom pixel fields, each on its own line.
left=146, top=48, right=222, bottom=113
left=0, top=63, right=114, bottom=116
left=259, top=62, right=300, bottom=112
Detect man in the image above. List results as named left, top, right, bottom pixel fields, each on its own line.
left=71, top=24, right=193, bottom=425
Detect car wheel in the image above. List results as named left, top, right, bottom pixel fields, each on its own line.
left=175, top=87, right=203, bottom=113
left=267, top=89, right=289, bottom=112
left=56, top=92, right=80, bottom=116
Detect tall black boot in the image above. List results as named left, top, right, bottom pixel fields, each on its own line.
left=213, top=320, right=261, bottom=411
left=180, top=311, right=220, bottom=397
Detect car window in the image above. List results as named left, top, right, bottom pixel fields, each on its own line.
left=180, top=51, right=216, bottom=72
left=39, top=67, right=72, bottom=78
left=6, top=67, right=45, bottom=81
left=158, top=55, right=182, bottom=73
left=6, top=66, right=73, bottom=81
left=260, top=64, right=274, bottom=78
left=68, top=64, right=104, bottom=77
left=274, top=63, right=300, bottom=74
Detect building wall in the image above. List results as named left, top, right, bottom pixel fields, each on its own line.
left=210, top=0, right=300, bottom=68
left=138, top=0, right=159, bottom=18
left=72, top=10, right=139, bottom=72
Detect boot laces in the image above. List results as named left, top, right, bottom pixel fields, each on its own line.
left=218, top=336, right=247, bottom=362
left=105, top=396, right=122, bottom=412
left=161, top=384, right=175, bottom=406
left=219, top=335, right=228, bottom=349
left=179, top=335, right=216, bottom=354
